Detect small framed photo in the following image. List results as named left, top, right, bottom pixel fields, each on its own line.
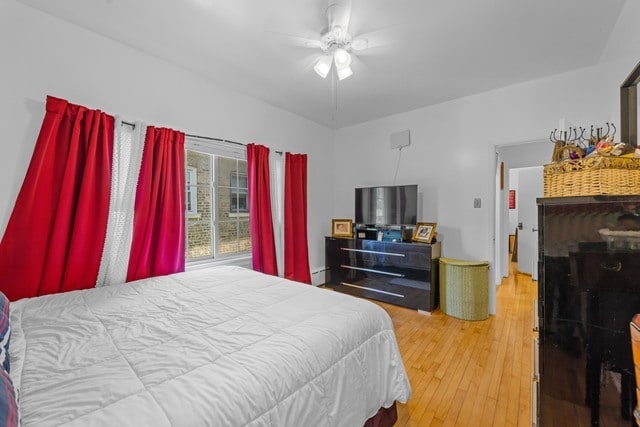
left=332, top=219, right=353, bottom=238
left=412, top=222, right=437, bottom=243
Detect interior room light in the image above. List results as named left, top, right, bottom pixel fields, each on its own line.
left=313, top=55, right=333, bottom=78
left=333, top=48, right=351, bottom=68
left=337, top=65, right=353, bottom=80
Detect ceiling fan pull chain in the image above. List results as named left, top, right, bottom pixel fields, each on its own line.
left=333, top=70, right=339, bottom=112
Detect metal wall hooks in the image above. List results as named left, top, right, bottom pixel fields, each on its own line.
left=550, top=123, right=616, bottom=147
left=550, top=126, right=586, bottom=147
left=590, top=122, right=616, bottom=145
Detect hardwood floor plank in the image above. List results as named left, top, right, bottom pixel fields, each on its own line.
left=376, top=262, right=535, bottom=426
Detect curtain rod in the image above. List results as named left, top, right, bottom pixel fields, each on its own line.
left=121, top=120, right=282, bottom=154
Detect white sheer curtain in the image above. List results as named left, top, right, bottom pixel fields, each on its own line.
left=96, top=118, right=147, bottom=287
left=270, top=151, right=285, bottom=276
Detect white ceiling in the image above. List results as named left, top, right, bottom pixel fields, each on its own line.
left=19, top=0, right=626, bottom=129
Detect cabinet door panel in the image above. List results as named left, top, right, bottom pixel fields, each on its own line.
left=538, top=196, right=640, bottom=426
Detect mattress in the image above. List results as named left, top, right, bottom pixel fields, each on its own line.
left=9, top=266, right=411, bottom=426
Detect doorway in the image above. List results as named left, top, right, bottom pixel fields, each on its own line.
left=493, top=140, right=549, bottom=291
left=513, top=166, right=543, bottom=279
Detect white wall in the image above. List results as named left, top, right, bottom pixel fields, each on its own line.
left=333, top=2, right=640, bottom=261
left=499, top=140, right=551, bottom=170
left=0, top=1, right=334, bottom=275
left=332, top=0, right=640, bottom=311
left=333, top=65, right=611, bottom=260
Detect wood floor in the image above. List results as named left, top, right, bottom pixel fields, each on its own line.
left=374, top=263, right=536, bottom=426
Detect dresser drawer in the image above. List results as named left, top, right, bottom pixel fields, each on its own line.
left=360, top=240, right=437, bottom=269
left=570, top=251, right=640, bottom=291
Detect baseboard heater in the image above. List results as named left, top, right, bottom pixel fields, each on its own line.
left=340, top=282, right=404, bottom=298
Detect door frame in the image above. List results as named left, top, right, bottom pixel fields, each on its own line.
left=488, top=138, right=547, bottom=315
left=514, top=166, right=543, bottom=279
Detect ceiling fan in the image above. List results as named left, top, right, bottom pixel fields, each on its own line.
left=310, top=1, right=369, bottom=80
left=271, top=1, right=374, bottom=81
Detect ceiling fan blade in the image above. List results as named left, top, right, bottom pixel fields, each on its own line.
left=326, top=0, right=352, bottom=34
left=264, top=30, right=323, bottom=49
left=351, top=37, right=369, bottom=51
left=351, top=25, right=402, bottom=52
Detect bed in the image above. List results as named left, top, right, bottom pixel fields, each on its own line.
left=7, top=265, right=411, bottom=426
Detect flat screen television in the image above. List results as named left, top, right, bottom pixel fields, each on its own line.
left=355, top=184, right=417, bottom=226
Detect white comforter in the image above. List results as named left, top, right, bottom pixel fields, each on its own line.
left=9, top=266, right=411, bottom=426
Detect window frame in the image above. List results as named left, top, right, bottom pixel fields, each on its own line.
left=184, top=138, right=250, bottom=265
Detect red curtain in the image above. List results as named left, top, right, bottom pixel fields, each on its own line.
left=0, top=96, right=113, bottom=300
left=247, top=144, right=278, bottom=276
left=284, top=153, right=311, bottom=284
left=127, top=127, right=185, bottom=282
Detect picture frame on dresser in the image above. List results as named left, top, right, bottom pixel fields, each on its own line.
left=331, top=219, right=353, bottom=237
left=413, top=222, right=437, bottom=243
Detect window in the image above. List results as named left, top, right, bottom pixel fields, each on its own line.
left=186, top=167, right=198, bottom=215
left=230, top=172, right=248, bottom=214
left=185, top=144, right=250, bottom=262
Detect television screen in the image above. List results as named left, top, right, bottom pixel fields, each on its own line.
left=355, top=185, right=417, bottom=226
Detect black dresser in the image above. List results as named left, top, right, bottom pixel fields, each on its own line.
left=536, top=196, right=640, bottom=426
left=324, top=237, right=441, bottom=312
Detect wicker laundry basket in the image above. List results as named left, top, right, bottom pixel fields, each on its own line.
left=439, top=258, right=489, bottom=321
left=543, top=156, right=640, bottom=197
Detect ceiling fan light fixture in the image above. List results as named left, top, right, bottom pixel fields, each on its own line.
left=333, top=48, right=351, bottom=68
left=336, top=65, right=353, bottom=80
left=314, top=55, right=333, bottom=78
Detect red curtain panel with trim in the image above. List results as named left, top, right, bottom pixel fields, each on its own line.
left=0, top=96, right=113, bottom=300
left=127, top=126, right=185, bottom=282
